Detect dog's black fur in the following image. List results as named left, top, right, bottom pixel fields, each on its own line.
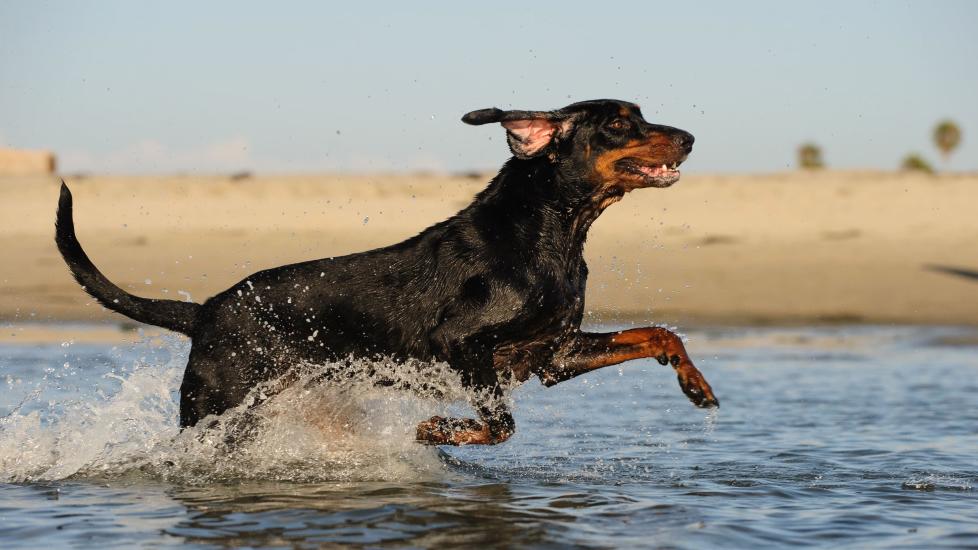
left=56, top=99, right=717, bottom=446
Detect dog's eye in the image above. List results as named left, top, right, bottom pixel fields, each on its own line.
left=608, top=119, right=630, bottom=130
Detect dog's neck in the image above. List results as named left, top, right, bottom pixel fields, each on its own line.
left=468, top=157, right=622, bottom=271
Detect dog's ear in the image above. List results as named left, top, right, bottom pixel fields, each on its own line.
left=462, top=108, right=575, bottom=159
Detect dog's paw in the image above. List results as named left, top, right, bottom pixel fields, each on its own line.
left=675, top=362, right=719, bottom=408
left=416, top=416, right=451, bottom=445
left=416, top=416, right=488, bottom=445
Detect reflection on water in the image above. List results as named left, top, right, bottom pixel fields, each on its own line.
left=1, top=325, right=977, bottom=548
left=168, top=481, right=554, bottom=547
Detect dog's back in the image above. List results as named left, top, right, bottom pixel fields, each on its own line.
left=195, top=156, right=586, bottom=365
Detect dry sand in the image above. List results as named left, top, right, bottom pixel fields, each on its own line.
left=2, top=171, right=977, bottom=341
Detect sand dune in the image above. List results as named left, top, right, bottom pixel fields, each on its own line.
left=2, top=171, right=977, bottom=331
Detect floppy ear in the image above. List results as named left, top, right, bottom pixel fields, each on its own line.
left=462, top=107, right=574, bottom=159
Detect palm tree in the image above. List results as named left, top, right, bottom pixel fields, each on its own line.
left=797, top=143, right=824, bottom=170
left=933, top=120, right=962, bottom=165
left=900, top=153, right=934, bottom=174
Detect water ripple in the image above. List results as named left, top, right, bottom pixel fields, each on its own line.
left=1, top=325, right=977, bottom=548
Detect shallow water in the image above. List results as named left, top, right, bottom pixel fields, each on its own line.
left=1, top=324, right=976, bottom=548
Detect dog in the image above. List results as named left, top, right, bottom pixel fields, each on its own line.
left=55, top=99, right=718, bottom=446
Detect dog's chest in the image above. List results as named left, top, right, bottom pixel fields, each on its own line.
left=513, top=253, right=586, bottom=318
left=493, top=261, right=587, bottom=383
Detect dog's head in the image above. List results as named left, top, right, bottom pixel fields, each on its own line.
left=463, top=99, right=694, bottom=192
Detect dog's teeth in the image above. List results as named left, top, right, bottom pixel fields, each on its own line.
left=661, top=164, right=668, bottom=171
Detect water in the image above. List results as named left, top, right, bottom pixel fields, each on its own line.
left=1, top=324, right=976, bottom=548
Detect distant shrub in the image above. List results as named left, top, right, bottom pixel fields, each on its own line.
left=797, top=143, right=824, bottom=170
left=900, top=153, right=934, bottom=174
left=454, top=170, right=484, bottom=180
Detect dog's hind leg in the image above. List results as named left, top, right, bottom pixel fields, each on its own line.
left=179, top=343, right=273, bottom=429
left=540, top=328, right=719, bottom=408
left=179, top=347, right=237, bottom=429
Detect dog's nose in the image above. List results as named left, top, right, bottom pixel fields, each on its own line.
left=673, top=131, right=694, bottom=153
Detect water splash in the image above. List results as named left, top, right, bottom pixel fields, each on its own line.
left=902, top=474, right=974, bottom=492
left=0, top=339, right=486, bottom=484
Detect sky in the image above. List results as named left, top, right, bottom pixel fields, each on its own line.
left=1, top=1, right=976, bottom=174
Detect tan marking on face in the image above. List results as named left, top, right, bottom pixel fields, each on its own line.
left=593, top=139, right=645, bottom=178
left=591, top=135, right=682, bottom=191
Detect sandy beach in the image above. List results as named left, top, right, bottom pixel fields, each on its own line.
left=2, top=171, right=977, bottom=340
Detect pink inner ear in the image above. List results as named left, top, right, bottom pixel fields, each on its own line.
left=501, top=119, right=557, bottom=155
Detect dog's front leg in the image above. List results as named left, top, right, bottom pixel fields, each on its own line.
left=415, top=404, right=514, bottom=446
left=416, top=336, right=515, bottom=445
left=541, top=328, right=719, bottom=408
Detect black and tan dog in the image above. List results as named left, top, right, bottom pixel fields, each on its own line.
left=55, top=99, right=718, bottom=446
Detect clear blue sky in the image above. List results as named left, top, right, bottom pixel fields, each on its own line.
left=1, top=1, right=976, bottom=174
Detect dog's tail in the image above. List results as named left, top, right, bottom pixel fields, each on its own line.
left=55, top=181, right=200, bottom=336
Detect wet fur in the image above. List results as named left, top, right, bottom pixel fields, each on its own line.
left=56, top=99, right=715, bottom=445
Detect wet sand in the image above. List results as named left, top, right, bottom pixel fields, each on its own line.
left=2, top=171, right=977, bottom=338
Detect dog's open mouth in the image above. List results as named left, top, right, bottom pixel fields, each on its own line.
left=616, top=158, right=684, bottom=188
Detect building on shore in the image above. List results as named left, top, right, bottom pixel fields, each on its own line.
left=0, top=148, right=57, bottom=175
